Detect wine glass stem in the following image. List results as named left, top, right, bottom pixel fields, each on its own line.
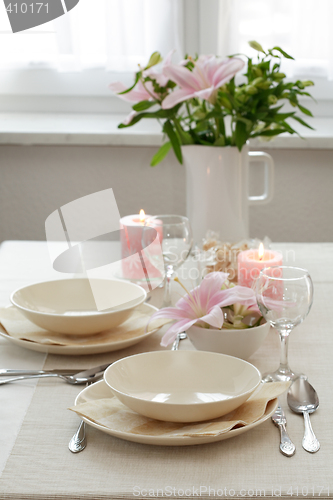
left=278, top=330, right=291, bottom=374
left=163, top=267, right=173, bottom=307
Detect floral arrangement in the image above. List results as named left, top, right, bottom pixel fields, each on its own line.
left=148, top=272, right=263, bottom=347
left=110, top=41, right=314, bottom=166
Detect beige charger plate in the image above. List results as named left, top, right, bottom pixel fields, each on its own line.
left=0, top=303, right=159, bottom=356
left=75, top=380, right=279, bottom=446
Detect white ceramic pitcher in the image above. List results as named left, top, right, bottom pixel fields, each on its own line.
left=182, top=144, right=274, bottom=243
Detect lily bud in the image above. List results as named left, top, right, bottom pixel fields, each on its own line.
left=256, top=80, right=271, bottom=89
left=252, top=77, right=264, bottom=87
left=248, top=41, right=265, bottom=53
left=236, top=94, right=249, bottom=104
left=252, top=66, right=263, bottom=78
left=272, top=72, right=286, bottom=81
left=219, top=96, right=233, bottom=110
left=302, top=80, right=314, bottom=87
left=245, top=85, right=258, bottom=95
left=267, top=95, right=278, bottom=105
left=146, top=51, right=163, bottom=69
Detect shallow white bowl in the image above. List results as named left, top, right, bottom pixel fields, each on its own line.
left=10, top=278, right=146, bottom=335
left=186, top=322, right=270, bottom=360
left=104, top=350, right=261, bottom=422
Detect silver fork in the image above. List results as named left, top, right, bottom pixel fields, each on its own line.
left=271, top=403, right=296, bottom=457
left=171, top=332, right=187, bottom=351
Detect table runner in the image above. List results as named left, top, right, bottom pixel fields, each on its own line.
left=0, top=242, right=332, bottom=499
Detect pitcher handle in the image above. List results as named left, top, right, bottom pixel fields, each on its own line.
left=248, top=151, right=274, bottom=205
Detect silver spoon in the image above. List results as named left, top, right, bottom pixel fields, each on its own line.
left=69, top=419, right=87, bottom=453
left=0, top=363, right=110, bottom=386
left=287, top=377, right=320, bottom=453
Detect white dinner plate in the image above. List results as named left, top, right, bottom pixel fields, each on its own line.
left=75, top=380, right=278, bottom=446
left=0, top=303, right=159, bottom=356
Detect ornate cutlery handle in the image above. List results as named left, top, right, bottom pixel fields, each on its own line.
left=69, top=420, right=87, bottom=453
left=302, top=411, right=320, bottom=453
left=279, top=422, right=296, bottom=457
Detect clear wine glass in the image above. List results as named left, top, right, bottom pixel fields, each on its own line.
left=142, top=215, right=193, bottom=307
left=256, top=266, right=314, bottom=383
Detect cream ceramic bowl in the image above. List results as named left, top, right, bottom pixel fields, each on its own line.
left=10, top=278, right=146, bottom=335
left=104, top=350, right=261, bottom=422
left=186, top=322, right=270, bottom=360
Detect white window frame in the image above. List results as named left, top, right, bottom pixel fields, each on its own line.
left=0, top=0, right=331, bottom=116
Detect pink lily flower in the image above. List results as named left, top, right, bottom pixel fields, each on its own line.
left=162, top=55, right=245, bottom=109
left=148, top=272, right=257, bottom=347
left=109, top=79, right=158, bottom=103
left=109, top=80, right=159, bottom=126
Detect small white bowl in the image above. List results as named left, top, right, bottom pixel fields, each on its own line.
left=186, top=322, right=270, bottom=360
left=104, top=350, right=261, bottom=422
left=10, top=278, right=146, bottom=335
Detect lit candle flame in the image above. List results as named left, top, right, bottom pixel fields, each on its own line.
left=139, top=209, right=145, bottom=223
left=258, top=242, right=264, bottom=261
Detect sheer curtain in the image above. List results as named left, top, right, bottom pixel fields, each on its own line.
left=217, top=0, right=333, bottom=80
left=0, top=0, right=183, bottom=71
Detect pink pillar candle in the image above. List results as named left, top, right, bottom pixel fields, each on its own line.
left=238, top=248, right=283, bottom=288
left=120, top=214, right=163, bottom=280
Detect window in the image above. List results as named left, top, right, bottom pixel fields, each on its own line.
left=0, top=0, right=331, bottom=114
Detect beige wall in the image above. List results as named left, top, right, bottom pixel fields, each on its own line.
left=0, top=144, right=332, bottom=243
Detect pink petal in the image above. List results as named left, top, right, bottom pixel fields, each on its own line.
left=109, top=80, right=153, bottom=103
left=160, top=318, right=198, bottom=347
left=199, top=272, right=229, bottom=307
left=194, top=86, right=216, bottom=101
left=162, top=49, right=175, bottom=67
left=162, top=88, right=196, bottom=109
left=200, top=305, right=224, bottom=329
left=122, top=111, right=137, bottom=125
left=149, top=306, right=193, bottom=322
left=163, top=64, right=201, bottom=91
left=212, top=57, right=245, bottom=88
left=213, top=286, right=256, bottom=308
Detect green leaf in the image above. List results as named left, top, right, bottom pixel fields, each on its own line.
left=291, top=116, right=315, bottom=130
left=236, top=116, right=253, bottom=132
left=150, top=142, right=172, bottom=166
left=118, top=108, right=177, bottom=128
left=251, top=128, right=286, bottom=138
left=213, top=136, right=225, bottom=147
left=280, top=120, right=297, bottom=134
left=163, top=120, right=182, bottom=164
left=272, top=112, right=296, bottom=122
left=234, top=120, right=248, bottom=151
left=118, top=73, right=140, bottom=95
left=132, top=100, right=156, bottom=112
left=297, top=103, right=313, bottom=117
left=271, top=46, right=294, bottom=60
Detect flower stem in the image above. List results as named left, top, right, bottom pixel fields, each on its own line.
left=139, top=75, right=161, bottom=104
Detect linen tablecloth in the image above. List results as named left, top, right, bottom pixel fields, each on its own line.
left=0, top=241, right=332, bottom=500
